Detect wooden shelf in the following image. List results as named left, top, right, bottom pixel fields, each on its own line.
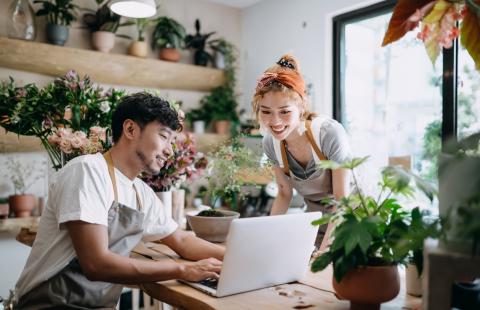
left=0, top=37, right=225, bottom=91
left=0, top=130, right=43, bottom=153
left=0, top=217, right=39, bottom=233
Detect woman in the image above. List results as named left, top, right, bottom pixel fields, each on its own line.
left=252, top=54, right=351, bottom=249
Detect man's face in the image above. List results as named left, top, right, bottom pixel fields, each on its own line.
left=135, top=121, right=175, bottom=175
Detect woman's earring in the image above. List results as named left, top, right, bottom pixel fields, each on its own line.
left=259, top=123, right=269, bottom=136
left=297, top=120, right=306, bottom=135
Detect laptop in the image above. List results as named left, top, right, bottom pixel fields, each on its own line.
left=180, top=212, right=321, bottom=297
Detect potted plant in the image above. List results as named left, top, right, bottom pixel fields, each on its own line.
left=127, top=17, right=153, bottom=57
left=208, top=37, right=236, bottom=71
left=34, top=0, right=78, bottom=46
left=151, top=16, right=186, bottom=62
left=200, top=85, right=239, bottom=134
left=82, top=0, right=131, bottom=53
left=186, top=138, right=265, bottom=242
left=185, top=107, right=208, bottom=134
left=4, top=157, right=45, bottom=218
left=184, top=19, right=215, bottom=66
left=439, top=132, right=480, bottom=255
left=310, top=157, right=437, bottom=309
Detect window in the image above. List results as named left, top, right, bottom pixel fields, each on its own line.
left=332, top=1, right=469, bottom=209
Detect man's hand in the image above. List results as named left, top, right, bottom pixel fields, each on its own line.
left=178, top=257, right=222, bottom=282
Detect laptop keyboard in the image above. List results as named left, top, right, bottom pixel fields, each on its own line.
left=198, top=278, right=218, bottom=289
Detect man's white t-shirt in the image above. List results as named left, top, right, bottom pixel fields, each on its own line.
left=15, top=153, right=178, bottom=299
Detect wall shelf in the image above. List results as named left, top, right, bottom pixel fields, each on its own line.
left=0, top=37, right=225, bottom=91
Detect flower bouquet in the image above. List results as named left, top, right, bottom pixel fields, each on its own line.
left=141, top=132, right=208, bottom=192
left=0, top=70, right=125, bottom=169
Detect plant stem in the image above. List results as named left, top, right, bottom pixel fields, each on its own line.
left=352, top=169, right=369, bottom=215
left=375, top=186, right=385, bottom=206
left=373, top=190, right=393, bottom=215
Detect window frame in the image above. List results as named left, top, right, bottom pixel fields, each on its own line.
left=332, top=0, right=458, bottom=149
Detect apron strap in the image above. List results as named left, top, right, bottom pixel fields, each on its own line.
left=103, top=151, right=118, bottom=203
left=280, top=140, right=290, bottom=174
left=305, top=120, right=327, bottom=161
left=103, top=151, right=143, bottom=211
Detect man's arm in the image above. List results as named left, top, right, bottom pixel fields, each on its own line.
left=66, top=221, right=222, bottom=284
left=161, top=228, right=225, bottom=261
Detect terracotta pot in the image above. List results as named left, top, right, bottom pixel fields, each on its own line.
left=214, top=120, right=231, bottom=135
left=9, top=194, right=37, bottom=218
left=91, top=31, right=115, bottom=53
left=128, top=41, right=148, bottom=58
left=0, top=203, right=9, bottom=219
left=186, top=210, right=239, bottom=242
left=159, top=48, right=180, bottom=62
left=332, top=265, right=400, bottom=310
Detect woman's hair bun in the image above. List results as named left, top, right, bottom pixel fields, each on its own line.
left=276, top=54, right=300, bottom=71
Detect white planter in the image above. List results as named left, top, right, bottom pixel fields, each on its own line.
left=193, top=120, right=205, bottom=134
left=156, top=190, right=172, bottom=218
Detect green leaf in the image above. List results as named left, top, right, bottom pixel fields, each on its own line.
left=311, top=252, right=332, bottom=272
left=311, top=214, right=333, bottom=226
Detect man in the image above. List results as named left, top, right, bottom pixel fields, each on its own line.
left=15, top=93, right=224, bottom=309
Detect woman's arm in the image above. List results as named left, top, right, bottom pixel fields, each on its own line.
left=319, top=168, right=350, bottom=251
left=269, top=166, right=293, bottom=215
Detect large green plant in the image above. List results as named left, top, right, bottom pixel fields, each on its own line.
left=151, top=16, right=186, bottom=49
left=34, top=0, right=78, bottom=26
left=311, top=157, right=438, bottom=282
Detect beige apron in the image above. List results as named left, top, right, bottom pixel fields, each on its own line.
left=16, top=152, right=145, bottom=309
left=279, top=120, right=334, bottom=245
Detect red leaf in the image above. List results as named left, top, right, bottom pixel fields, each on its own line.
left=460, top=2, right=480, bottom=70
left=382, top=0, right=435, bottom=46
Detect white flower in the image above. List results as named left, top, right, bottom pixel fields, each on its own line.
left=99, top=101, right=110, bottom=113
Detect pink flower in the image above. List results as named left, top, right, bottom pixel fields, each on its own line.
left=64, top=107, right=73, bottom=121
left=73, top=131, right=87, bottom=140
left=65, top=70, right=77, bottom=80
left=59, top=139, right=73, bottom=154
left=70, top=136, right=84, bottom=149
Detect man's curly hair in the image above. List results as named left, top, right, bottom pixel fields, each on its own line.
left=111, top=92, right=182, bottom=143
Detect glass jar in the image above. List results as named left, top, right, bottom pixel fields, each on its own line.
left=7, top=0, right=36, bottom=41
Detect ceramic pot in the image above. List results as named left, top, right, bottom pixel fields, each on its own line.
left=46, top=23, right=68, bottom=46
left=159, top=48, right=180, bottom=62
left=214, top=51, right=225, bottom=69
left=193, top=120, right=205, bottom=134
left=187, top=210, right=239, bottom=242
left=9, top=194, right=36, bottom=218
left=214, top=120, right=230, bottom=135
left=332, top=265, right=400, bottom=310
left=91, top=31, right=115, bottom=53
left=0, top=202, right=9, bottom=219
left=128, top=41, right=148, bottom=57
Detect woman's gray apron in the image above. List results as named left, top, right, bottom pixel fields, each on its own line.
left=16, top=151, right=145, bottom=309
left=279, top=120, right=334, bottom=246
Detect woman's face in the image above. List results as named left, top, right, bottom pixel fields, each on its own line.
left=258, top=91, right=302, bottom=140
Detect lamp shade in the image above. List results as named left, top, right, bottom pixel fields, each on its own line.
left=109, top=0, right=156, bottom=18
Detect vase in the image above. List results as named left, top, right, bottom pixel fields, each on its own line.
left=156, top=190, right=172, bottom=219
left=171, top=189, right=185, bottom=225
left=159, top=48, right=180, bottom=62
left=7, top=0, right=36, bottom=41
left=192, top=120, right=205, bottom=134
left=214, top=120, right=231, bottom=135
left=91, top=31, right=115, bottom=53
left=405, top=264, right=422, bottom=297
left=214, top=51, right=225, bottom=69
left=9, top=194, right=37, bottom=218
left=128, top=41, right=148, bottom=57
left=46, top=23, right=69, bottom=46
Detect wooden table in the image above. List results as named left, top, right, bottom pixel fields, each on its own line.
left=133, top=243, right=421, bottom=310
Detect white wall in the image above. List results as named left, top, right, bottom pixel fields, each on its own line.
left=241, top=0, right=381, bottom=116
